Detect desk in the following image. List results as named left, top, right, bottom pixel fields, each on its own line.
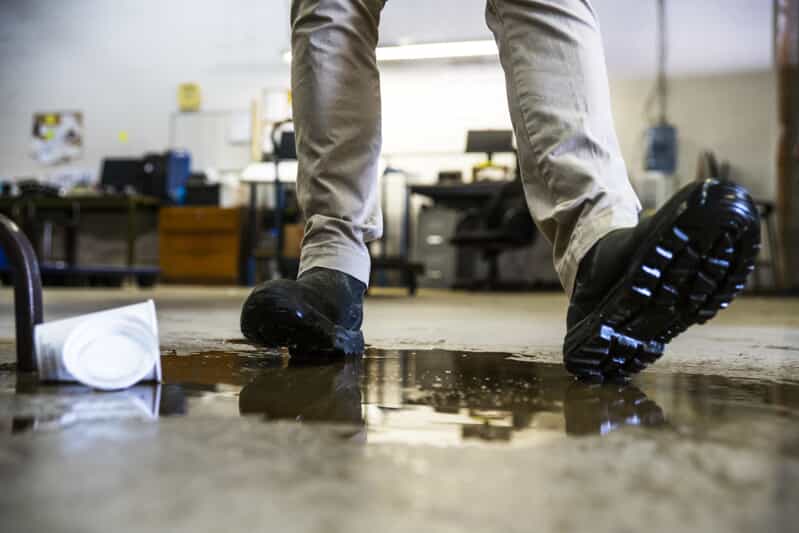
left=407, top=182, right=509, bottom=290
left=409, top=180, right=558, bottom=290
left=0, top=195, right=160, bottom=286
left=409, top=181, right=506, bottom=210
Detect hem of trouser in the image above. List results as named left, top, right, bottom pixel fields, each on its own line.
left=558, top=206, right=639, bottom=297
left=298, top=244, right=372, bottom=286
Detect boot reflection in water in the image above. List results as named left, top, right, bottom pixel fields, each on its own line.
left=237, top=355, right=664, bottom=437
left=564, top=381, right=666, bottom=436
left=239, top=357, right=363, bottom=425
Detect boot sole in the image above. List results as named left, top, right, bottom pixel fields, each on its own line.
left=563, top=179, right=760, bottom=381
left=242, top=300, right=364, bottom=359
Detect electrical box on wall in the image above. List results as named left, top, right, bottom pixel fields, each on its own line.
left=644, top=123, right=678, bottom=174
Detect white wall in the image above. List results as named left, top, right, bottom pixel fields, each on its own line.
left=0, top=0, right=291, bottom=178
left=380, top=0, right=773, bottom=77
left=0, top=0, right=777, bottom=201
left=611, top=71, right=778, bottom=200
left=379, top=62, right=777, bottom=200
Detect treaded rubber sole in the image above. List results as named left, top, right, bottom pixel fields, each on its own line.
left=563, top=179, right=760, bottom=381
left=242, top=298, right=364, bottom=359
left=564, top=381, right=666, bottom=435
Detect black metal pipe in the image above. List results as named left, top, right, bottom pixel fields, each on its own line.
left=0, top=214, right=43, bottom=372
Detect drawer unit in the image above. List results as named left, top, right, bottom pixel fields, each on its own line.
left=414, top=206, right=459, bottom=288
left=159, top=207, right=243, bottom=283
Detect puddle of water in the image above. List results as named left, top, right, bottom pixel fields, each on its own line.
left=1, top=348, right=798, bottom=452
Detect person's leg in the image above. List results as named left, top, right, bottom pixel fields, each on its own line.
left=293, top=0, right=385, bottom=285
left=240, top=0, right=386, bottom=357
left=486, top=0, right=760, bottom=380
left=485, top=0, right=640, bottom=296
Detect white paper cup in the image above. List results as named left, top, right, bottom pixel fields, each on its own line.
left=62, top=315, right=158, bottom=390
left=34, top=300, right=162, bottom=389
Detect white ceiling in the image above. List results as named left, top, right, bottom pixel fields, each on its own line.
left=379, top=0, right=773, bottom=77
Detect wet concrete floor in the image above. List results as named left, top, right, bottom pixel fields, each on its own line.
left=2, top=347, right=799, bottom=532
left=3, top=347, right=798, bottom=452
left=1, top=289, right=798, bottom=532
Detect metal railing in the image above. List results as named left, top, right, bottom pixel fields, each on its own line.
left=0, top=214, right=43, bottom=371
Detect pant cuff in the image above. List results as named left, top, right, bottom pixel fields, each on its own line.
left=557, top=206, right=639, bottom=297
left=298, top=242, right=372, bottom=286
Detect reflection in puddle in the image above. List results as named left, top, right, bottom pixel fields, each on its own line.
left=2, top=348, right=799, bottom=451
left=2, top=380, right=159, bottom=433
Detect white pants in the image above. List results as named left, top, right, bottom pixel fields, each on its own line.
left=292, top=0, right=641, bottom=295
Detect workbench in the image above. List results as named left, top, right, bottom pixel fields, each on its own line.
left=0, top=195, right=161, bottom=286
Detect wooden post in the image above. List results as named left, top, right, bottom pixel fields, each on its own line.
left=250, top=97, right=262, bottom=163
left=776, top=0, right=799, bottom=288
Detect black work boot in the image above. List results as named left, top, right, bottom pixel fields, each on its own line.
left=240, top=267, right=366, bottom=358
left=564, top=179, right=760, bottom=381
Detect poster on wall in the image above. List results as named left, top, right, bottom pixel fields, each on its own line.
left=30, top=111, right=84, bottom=165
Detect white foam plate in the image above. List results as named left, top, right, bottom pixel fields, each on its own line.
left=62, top=316, right=158, bottom=391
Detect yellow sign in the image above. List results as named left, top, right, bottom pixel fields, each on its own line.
left=178, top=83, right=202, bottom=112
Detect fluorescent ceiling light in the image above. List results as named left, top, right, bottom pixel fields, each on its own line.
left=378, top=40, right=498, bottom=61
left=281, top=39, right=498, bottom=63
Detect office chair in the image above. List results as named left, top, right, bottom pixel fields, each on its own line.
left=450, top=176, right=536, bottom=290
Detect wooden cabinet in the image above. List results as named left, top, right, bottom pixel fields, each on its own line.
left=159, top=207, right=243, bottom=284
